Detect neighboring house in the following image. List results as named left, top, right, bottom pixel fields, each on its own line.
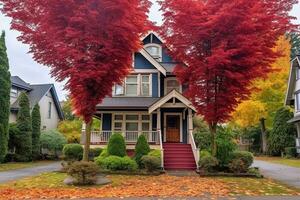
left=285, top=54, right=300, bottom=152
left=10, top=76, right=64, bottom=130
left=82, top=32, right=199, bottom=170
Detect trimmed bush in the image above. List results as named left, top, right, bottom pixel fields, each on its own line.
left=135, top=135, right=150, bottom=168
left=141, top=155, right=161, bottom=172
left=285, top=147, right=297, bottom=158
left=200, top=150, right=211, bottom=158
left=31, top=104, right=41, bottom=160
left=8, top=123, right=19, bottom=152
left=89, top=148, right=102, bottom=160
left=148, top=149, right=161, bottom=159
left=40, top=130, right=67, bottom=159
left=107, top=133, right=126, bottom=157
left=63, top=144, right=83, bottom=161
left=97, top=155, right=137, bottom=171
left=230, top=151, right=253, bottom=169
left=198, top=155, right=219, bottom=173
left=228, top=158, right=248, bottom=173
left=67, top=161, right=99, bottom=185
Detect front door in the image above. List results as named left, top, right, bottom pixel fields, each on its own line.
left=166, top=115, right=180, bottom=142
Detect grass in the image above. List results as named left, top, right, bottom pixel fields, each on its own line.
left=0, top=172, right=299, bottom=198
left=256, top=156, right=300, bottom=168
left=0, top=161, right=57, bottom=172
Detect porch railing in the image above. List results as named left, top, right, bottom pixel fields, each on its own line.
left=81, top=130, right=161, bottom=144
left=188, top=130, right=199, bottom=169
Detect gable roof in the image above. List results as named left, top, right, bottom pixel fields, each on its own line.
left=139, top=48, right=167, bottom=76
left=11, top=76, right=32, bottom=91
left=141, top=31, right=165, bottom=44
left=285, top=56, right=300, bottom=106
left=10, top=76, right=64, bottom=120
left=149, top=89, right=197, bottom=113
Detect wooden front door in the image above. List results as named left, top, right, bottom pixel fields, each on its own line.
left=166, top=115, right=180, bottom=142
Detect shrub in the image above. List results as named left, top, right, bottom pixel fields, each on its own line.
left=89, top=148, right=102, bottom=160
left=216, top=127, right=237, bottom=167
left=63, top=144, right=83, bottom=161
left=200, top=150, right=211, bottom=158
left=135, top=135, right=150, bottom=168
left=148, top=149, right=161, bottom=159
left=285, top=147, right=297, bottom=158
left=268, top=107, right=296, bottom=156
left=40, top=130, right=67, bottom=159
left=58, top=120, right=82, bottom=143
left=8, top=123, right=20, bottom=152
left=107, top=133, right=126, bottom=157
left=141, top=155, right=161, bottom=172
left=16, top=92, right=32, bottom=162
left=193, top=131, right=211, bottom=150
left=230, top=151, right=253, bottom=169
left=67, top=161, right=99, bottom=185
left=198, top=155, right=219, bottom=173
left=228, top=158, right=248, bottom=173
left=31, top=104, right=41, bottom=160
left=97, top=155, right=137, bottom=171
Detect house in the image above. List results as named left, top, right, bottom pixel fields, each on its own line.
left=10, top=76, right=64, bottom=130
left=81, top=32, right=199, bottom=170
left=285, top=54, right=300, bottom=153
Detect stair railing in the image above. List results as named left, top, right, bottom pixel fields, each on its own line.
left=189, top=130, right=199, bottom=169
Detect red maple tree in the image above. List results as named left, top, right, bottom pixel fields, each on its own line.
left=160, top=0, right=297, bottom=155
left=1, top=0, right=151, bottom=160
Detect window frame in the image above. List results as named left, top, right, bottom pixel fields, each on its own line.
left=144, top=43, right=162, bottom=62
left=111, top=113, right=152, bottom=133
left=164, top=77, right=182, bottom=95
left=48, top=102, right=52, bottom=119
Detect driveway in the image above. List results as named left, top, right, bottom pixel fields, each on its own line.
left=253, top=160, right=300, bottom=188
left=0, top=161, right=61, bottom=183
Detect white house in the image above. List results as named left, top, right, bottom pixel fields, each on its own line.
left=10, top=76, right=64, bottom=130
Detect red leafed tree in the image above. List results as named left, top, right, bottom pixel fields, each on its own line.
left=160, top=0, right=297, bottom=155
left=1, top=0, right=151, bottom=160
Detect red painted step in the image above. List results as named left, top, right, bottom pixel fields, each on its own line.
left=163, top=143, right=197, bottom=170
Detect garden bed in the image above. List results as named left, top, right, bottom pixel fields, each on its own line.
left=99, top=169, right=164, bottom=176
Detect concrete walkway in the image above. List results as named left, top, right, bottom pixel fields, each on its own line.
left=0, top=162, right=61, bottom=183
left=253, top=160, right=300, bottom=188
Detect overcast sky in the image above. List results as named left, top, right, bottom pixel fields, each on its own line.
left=0, top=1, right=299, bottom=101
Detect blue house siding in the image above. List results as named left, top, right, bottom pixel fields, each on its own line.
left=162, top=48, right=174, bottom=63
left=152, top=73, right=159, bottom=97
left=134, top=53, right=156, bottom=69
left=102, top=113, right=112, bottom=131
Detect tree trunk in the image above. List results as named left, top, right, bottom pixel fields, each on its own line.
left=260, top=118, right=267, bottom=154
left=209, top=123, right=217, bottom=156
left=82, top=120, right=92, bottom=162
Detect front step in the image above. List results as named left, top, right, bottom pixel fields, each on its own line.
left=163, top=143, right=197, bottom=170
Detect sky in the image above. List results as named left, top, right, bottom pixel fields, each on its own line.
left=0, top=0, right=299, bottom=101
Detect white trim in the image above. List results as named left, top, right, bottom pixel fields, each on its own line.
left=149, top=90, right=197, bottom=113
left=164, top=77, right=182, bottom=95
left=163, top=113, right=183, bottom=143
left=285, top=57, right=300, bottom=106
left=161, top=103, right=187, bottom=108
left=158, top=72, right=161, bottom=97
left=140, top=49, right=167, bottom=76
left=133, top=69, right=158, bottom=73
left=141, top=31, right=165, bottom=43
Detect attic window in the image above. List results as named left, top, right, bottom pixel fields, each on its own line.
left=145, top=44, right=162, bottom=62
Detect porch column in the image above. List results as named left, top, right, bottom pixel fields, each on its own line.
left=157, top=108, right=161, bottom=144
left=81, top=122, right=87, bottom=144
left=188, top=109, right=193, bottom=140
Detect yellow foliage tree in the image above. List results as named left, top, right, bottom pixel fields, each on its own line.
left=231, top=36, right=291, bottom=128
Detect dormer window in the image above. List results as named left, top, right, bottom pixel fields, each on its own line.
left=145, top=44, right=162, bottom=62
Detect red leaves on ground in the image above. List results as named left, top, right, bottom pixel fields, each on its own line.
left=1, top=0, right=151, bottom=122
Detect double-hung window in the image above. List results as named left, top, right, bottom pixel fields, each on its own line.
left=125, top=115, right=139, bottom=132
left=141, top=75, right=150, bottom=96
left=114, top=74, right=151, bottom=96
left=125, top=76, right=138, bottom=96
left=113, top=115, right=123, bottom=132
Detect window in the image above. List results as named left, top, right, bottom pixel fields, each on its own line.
left=296, top=92, right=300, bottom=111
left=165, top=78, right=181, bottom=94
left=125, top=76, right=138, bottom=96
left=112, top=113, right=151, bottom=133
left=145, top=44, right=162, bottom=61
left=126, top=114, right=139, bottom=132
left=113, top=114, right=123, bottom=131
left=10, top=88, right=18, bottom=98
left=114, top=74, right=151, bottom=97
left=48, top=102, right=52, bottom=119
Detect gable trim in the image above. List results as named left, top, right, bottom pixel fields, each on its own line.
left=141, top=31, right=165, bottom=43
left=148, top=89, right=197, bottom=113
left=139, top=48, right=167, bottom=76
left=285, top=57, right=300, bottom=106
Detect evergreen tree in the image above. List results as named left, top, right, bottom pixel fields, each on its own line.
left=268, top=107, right=296, bottom=156
left=31, top=104, right=41, bottom=160
left=0, top=31, right=11, bottom=163
left=16, top=92, right=32, bottom=161
left=290, top=32, right=300, bottom=59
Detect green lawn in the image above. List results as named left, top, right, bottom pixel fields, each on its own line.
left=256, top=156, right=300, bottom=168
left=0, top=161, right=57, bottom=172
